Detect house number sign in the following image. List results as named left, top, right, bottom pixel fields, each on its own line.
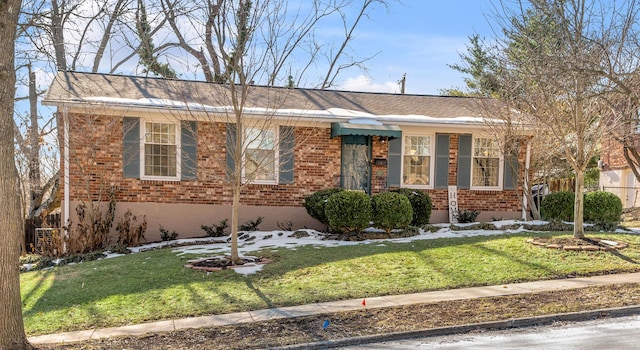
left=448, top=185, right=459, bottom=223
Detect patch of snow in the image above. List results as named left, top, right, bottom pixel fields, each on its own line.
left=103, top=252, right=127, bottom=259
left=27, top=220, right=636, bottom=275
left=233, top=264, right=265, bottom=276
left=347, top=117, right=382, bottom=125
left=79, top=97, right=502, bottom=125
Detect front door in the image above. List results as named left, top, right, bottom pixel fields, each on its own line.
left=341, top=135, right=371, bottom=194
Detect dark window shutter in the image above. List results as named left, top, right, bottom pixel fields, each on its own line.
left=123, top=117, right=140, bottom=178
left=457, top=134, right=472, bottom=189
left=388, top=137, right=402, bottom=187
left=226, top=123, right=236, bottom=179
left=279, top=126, right=295, bottom=184
left=435, top=134, right=450, bottom=188
left=504, top=154, right=519, bottom=190
left=181, top=121, right=198, bottom=180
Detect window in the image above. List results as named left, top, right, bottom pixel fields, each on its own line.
left=402, top=135, right=432, bottom=186
left=244, top=127, right=277, bottom=182
left=472, top=137, right=501, bottom=188
left=143, top=122, right=178, bottom=179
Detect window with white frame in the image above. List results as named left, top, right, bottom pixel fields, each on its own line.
left=402, top=135, right=432, bottom=186
left=472, top=137, right=501, bottom=188
left=244, top=126, right=277, bottom=182
left=143, top=121, right=178, bottom=178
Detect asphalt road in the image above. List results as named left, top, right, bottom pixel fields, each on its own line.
left=339, top=315, right=640, bottom=349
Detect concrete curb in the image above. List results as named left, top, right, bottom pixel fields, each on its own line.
left=277, top=305, right=640, bottom=349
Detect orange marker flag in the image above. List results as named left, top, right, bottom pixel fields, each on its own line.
left=362, top=298, right=366, bottom=307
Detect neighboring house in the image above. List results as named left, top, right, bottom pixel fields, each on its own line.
left=600, top=137, right=640, bottom=208
left=44, top=71, right=531, bottom=240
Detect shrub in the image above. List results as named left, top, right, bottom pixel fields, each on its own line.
left=540, top=191, right=575, bottom=221
left=63, top=189, right=116, bottom=254
left=584, top=191, right=622, bottom=224
left=115, top=210, right=147, bottom=247
left=455, top=209, right=479, bottom=223
left=201, top=219, right=229, bottom=237
left=372, top=192, right=413, bottom=233
left=304, top=188, right=344, bottom=226
left=240, top=216, right=263, bottom=231
left=325, top=191, right=372, bottom=233
left=391, top=188, right=432, bottom=225
left=159, top=226, right=179, bottom=241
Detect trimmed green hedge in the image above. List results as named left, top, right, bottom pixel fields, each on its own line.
left=325, top=191, right=372, bottom=233
left=541, top=191, right=622, bottom=224
left=372, top=192, right=413, bottom=233
left=541, top=191, right=575, bottom=221
left=391, top=188, right=432, bottom=225
left=584, top=191, right=622, bottom=224
left=303, top=188, right=344, bottom=226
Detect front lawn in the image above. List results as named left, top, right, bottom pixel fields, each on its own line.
left=21, top=231, right=640, bottom=335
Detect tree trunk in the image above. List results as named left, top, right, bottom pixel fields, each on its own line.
left=573, top=169, right=585, bottom=239
left=0, top=0, right=32, bottom=348
left=230, top=185, right=240, bottom=263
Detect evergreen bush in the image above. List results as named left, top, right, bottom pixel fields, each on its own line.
left=372, top=192, right=413, bottom=233
left=325, top=191, right=371, bottom=233
left=540, top=191, right=575, bottom=221
left=303, top=188, right=344, bottom=226
left=584, top=191, right=622, bottom=224
left=391, top=188, right=432, bottom=225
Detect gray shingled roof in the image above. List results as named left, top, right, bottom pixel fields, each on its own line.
left=44, top=71, right=502, bottom=121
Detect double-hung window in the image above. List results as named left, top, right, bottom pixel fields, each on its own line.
left=471, top=137, right=501, bottom=188
left=402, top=135, right=433, bottom=187
left=244, top=126, right=277, bottom=183
left=143, top=121, right=179, bottom=179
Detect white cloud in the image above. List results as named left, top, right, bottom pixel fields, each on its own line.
left=334, top=75, right=400, bottom=93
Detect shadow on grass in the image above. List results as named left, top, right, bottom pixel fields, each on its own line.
left=608, top=249, right=640, bottom=264
left=245, top=279, right=274, bottom=309
left=21, top=231, right=640, bottom=334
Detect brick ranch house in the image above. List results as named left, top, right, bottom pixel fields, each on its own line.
left=44, top=71, right=532, bottom=240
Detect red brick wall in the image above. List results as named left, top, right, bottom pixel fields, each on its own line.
left=601, top=136, right=629, bottom=170
left=64, top=114, right=343, bottom=207
left=63, top=114, right=523, bottom=214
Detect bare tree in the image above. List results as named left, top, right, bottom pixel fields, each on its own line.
left=491, top=0, right=626, bottom=238
left=0, top=0, right=34, bottom=346
left=159, top=0, right=391, bottom=87
left=14, top=0, right=174, bottom=248
left=582, top=1, right=640, bottom=184
left=173, top=0, right=360, bottom=263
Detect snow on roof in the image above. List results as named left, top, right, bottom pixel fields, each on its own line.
left=78, top=96, right=500, bottom=125
left=44, top=71, right=515, bottom=127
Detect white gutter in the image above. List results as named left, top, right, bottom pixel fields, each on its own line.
left=63, top=105, right=69, bottom=253
left=522, top=138, right=532, bottom=220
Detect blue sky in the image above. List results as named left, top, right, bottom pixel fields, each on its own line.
left=333, top=1, right=496, bottom=95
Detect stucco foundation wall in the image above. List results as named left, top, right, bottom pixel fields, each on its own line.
left=67, top=201, right=324, bottom=242
left=64, top=202, right=523, bottom=242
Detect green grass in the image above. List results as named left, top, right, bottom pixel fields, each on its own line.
left=21, top=232, right=640, bottom=335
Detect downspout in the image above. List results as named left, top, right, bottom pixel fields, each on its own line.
left=63, top=105, right=70, bottom=252
left=522, top=138, right=532, bottom=221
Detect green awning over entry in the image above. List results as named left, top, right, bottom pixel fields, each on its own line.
left=330, top=122, right=402, bottom=139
